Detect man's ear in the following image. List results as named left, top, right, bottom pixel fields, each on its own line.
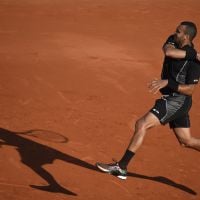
left=185, top=34, right=190, bottom=41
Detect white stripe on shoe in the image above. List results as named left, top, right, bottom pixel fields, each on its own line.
left=96, top=164, right=110, bottom=172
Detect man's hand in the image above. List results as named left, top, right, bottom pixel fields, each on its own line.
left=163, top=43, right=176, bottom=51
left=148, top=78, right=168, bottom=94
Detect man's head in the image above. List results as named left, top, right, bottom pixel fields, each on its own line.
left=174, top=21, right=197, bottom=46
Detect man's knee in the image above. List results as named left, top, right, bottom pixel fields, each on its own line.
left=135, top=113, right=159, bottom=132
left=135, top=118, right=147, bottom=132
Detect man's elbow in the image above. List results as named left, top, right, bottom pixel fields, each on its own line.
left=164, top=48, right=173, bottom=57
left=188, top=85, right=195, bottom=96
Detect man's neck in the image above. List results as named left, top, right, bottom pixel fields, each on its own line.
left=180, top=40, right=192, bottom=48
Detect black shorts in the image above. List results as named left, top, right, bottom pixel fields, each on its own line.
left=150, top=93, right=192, bottom=128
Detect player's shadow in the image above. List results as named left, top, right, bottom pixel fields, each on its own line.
left=0, top=128, right=197, bottom=196
left=127, top=172, right=197, bottom=195
left=0, top=128, right=98, bottom=196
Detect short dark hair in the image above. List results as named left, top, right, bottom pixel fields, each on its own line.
left=181, top=21, right=197, bottom=41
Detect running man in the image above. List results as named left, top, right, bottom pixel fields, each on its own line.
left=96, top=21, right=200, bottom=180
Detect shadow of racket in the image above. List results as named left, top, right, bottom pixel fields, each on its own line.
left=16, top=129, right=69, bottom=143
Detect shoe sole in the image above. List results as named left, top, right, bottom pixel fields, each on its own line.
left=96, top=163, right=127, bottom=180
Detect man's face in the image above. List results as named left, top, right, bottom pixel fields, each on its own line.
left=174, top=25, right=187, bottom=46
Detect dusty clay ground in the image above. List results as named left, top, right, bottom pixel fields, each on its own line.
left=0, top=0, right=200, bottom=200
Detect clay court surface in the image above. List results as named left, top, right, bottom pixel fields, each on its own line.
left=0, top=0, right=200, bottom=199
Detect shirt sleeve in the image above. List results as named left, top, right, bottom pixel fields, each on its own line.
left=186, top=61, right=200, bottom=84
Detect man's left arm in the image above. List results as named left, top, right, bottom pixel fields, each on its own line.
left=148, top=79, right=196, bottom=96
left=149, top=61, right=200, bottom=95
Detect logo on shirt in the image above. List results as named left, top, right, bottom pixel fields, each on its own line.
left=153, top=108, right=159, bottom=114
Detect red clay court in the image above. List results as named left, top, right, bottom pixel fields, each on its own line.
left=0, top=0, right=200, bottom=199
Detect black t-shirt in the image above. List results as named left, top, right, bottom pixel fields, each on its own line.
left=160, top=35, right=200, bottom=95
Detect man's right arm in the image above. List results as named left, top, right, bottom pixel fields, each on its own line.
left=163, top=44, right=198, bottom=60
left=162, top=34, right=199, bottom=61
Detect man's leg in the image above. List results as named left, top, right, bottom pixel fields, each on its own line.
left=127, top=112, right=160, bottom=152
left=173, top=128, right=200, bottom=152
left=96, top=112, right=160, bottom=179
left=117, top=112, right=160, bottom=170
